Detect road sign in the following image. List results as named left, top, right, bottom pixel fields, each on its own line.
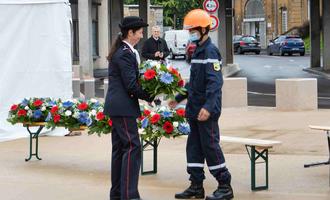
left=210, top=15, right=219, bottom=31
left=203, top=0, right=219, bottom=13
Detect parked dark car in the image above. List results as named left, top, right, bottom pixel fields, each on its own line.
left=233, top=35, right=261, bottom=55
left=267, top=35, right=305, bottom=56
left=185, top=40, right=197, bottom=62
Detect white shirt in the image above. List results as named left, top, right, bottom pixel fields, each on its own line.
left=122, top=40, right=141, bottom=65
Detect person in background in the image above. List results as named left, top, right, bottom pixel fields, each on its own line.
left=169, top=9, right=234, bottom=200
left=104, top=16, right=154, bottom=200
left=141, top=25, right=170, bottom=61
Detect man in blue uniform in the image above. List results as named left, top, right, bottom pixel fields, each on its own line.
left=104, top=16, right=153, bottom=200
left=169, top=9, right=234, bottom=200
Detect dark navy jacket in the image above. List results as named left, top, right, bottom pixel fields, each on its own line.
left=104, top=42, right=153, bottom=118
left=176, top=38, right=223, bottom=120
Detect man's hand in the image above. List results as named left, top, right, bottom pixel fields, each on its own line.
left=154, top=51, right=160, bottom=57
left=197, top=108, right=210, bottom=121
left=168, top=100, right=178, bottom=109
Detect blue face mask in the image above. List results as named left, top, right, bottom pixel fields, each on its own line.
left=189, top=32, right=200, bottom=43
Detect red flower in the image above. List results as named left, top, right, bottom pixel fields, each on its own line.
left=17, top=109, right=27, bottom=117
left=78, top=102, right=88, bottom=111
left=143, top=109, right=151, bottom=116
left=176, top=108, right=185, bottom=117
left=108, top=119, right=113, bottom=127
left=178, top=79, right=185, bottom=87
left=144, top=69, right=156, bottom=80
left=10, top=104, right=18, bottom=111
left=171, top=69, right=180, bottom=77
left=33, top=99, right=43, bottom=107
left=53, top=114, right=60, bottom=123
left=50, top=106, right=58, bottom=114
left=138, top=115, right=145, bottom=121
left=150, top=113, right=161, bottom=124
left=163, top=121, right=174, bottom=134
left=96, top=112, right=105, bottom=121
left=168, top=66, right=179, bottom=77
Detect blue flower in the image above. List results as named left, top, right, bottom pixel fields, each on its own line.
left=45, top=112, right=52, bottom=122
left=62, top=101, right=74, bottom=108
left=47, top=100, right=57, bottom=107
left=141, top=118, right=149, bottom=128
left=33, top=110, right=42, bottom=119
left=21, top=98, right=29, bottom=106
left=92, top=101, right=100, bottom=109
left=78, top=112, right=89, bottom=124
left=178, top=123, right=190, bottom=135
left=161, top=111, right=173, bottom=118
left=86, top=117, right=93, bottom=126
left=160, top=73, right=174, bottom=84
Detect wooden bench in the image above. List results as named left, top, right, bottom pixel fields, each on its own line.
left=220, top=136, right=281, bottom=191
left=140, top=134, right=281, bottom=191
left=304, top=125, right=330, bottom=186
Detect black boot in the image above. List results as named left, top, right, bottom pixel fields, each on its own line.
left=175, top=182, right=205, bottom=199
left=205, top=184, right=234, bottom=200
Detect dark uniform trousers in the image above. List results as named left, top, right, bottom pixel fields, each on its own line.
left=174, top=38, right=232, bottom=186
left=110, top=117, right=141, bottom=200
left=105, top=42, right=153, bottom=200
left=187, top=118, right=231, bottom=185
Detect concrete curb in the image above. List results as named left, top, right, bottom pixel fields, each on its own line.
left=303, top=67, right=330, bottom=79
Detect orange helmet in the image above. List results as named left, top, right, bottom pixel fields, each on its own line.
left=183, top=9, right=212, bottom=30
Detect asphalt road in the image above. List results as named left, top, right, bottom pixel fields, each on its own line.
left=95, top=54, right=330, bottom=108
left=233, top=54, right=330, bottom=108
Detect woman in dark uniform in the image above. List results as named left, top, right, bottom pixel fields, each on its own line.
left=104, top=16, right=153, bottom=200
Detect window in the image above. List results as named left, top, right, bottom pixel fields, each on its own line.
left=70, top=2, right=79, bottom=61
left=92, top=4, right=99, bottom=57
left=282, top=10, right=288, bottom=33
left=244, top=0, right=265, bottom=19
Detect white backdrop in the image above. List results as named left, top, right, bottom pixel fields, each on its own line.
left=0, top=0, right=72, bottom=141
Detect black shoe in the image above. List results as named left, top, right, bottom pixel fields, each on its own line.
left=175, top=182, right=205, bottom=199
left=205, top=184, right=234, bottom=200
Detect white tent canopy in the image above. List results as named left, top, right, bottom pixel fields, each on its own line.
left=0, top=0, right=72, bottom=141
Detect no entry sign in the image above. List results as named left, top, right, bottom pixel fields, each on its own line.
left=203, top=0, right=219, bottom=13
left=210, top=15, right=219, bottom=31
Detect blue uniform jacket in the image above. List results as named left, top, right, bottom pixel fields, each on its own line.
left=104, top=42, right=153, bottom=118
left=176, top=38, right=223, bottom=120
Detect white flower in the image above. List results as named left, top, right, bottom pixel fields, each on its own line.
left=41, top=106, right=46, bottom=111
left=73, top=112, right=79, bottom=119
left=159, top=106, right=167, bottom=112
left=151, top=111, right=156, bottom=116
left=65, top=110, right=72, bottom=116
left=27, top=110, right=33, bottom=117
left=99, top=108, right=104, bottom=112
left=24, top=106, right=29, bottom=110
left=149, top=61, right=158, bottom=67
left=173, top=122, right=179, bottom=128
left=72, top=99, right=78, bottom=103
left=91, top=110, right=97, bottom=116
left=156, top=63, right=161, bottom=69
left=90, top=98, right=98, bottom=103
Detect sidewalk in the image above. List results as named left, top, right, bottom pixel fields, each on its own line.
left=303, top=67, right=330, bottom=79
left=0, top=107, right=329, bottom=200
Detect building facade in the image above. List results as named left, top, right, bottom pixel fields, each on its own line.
left=234, top=0, right=309, bottom=48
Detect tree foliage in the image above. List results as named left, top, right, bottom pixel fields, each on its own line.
left=124, top=0, right=203, bottom=29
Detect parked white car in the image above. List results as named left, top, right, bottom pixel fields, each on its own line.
left=164, top=30, right=189, bottom=59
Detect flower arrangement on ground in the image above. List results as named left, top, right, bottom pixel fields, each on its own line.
left=139, top=60, right=186, bottom=99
